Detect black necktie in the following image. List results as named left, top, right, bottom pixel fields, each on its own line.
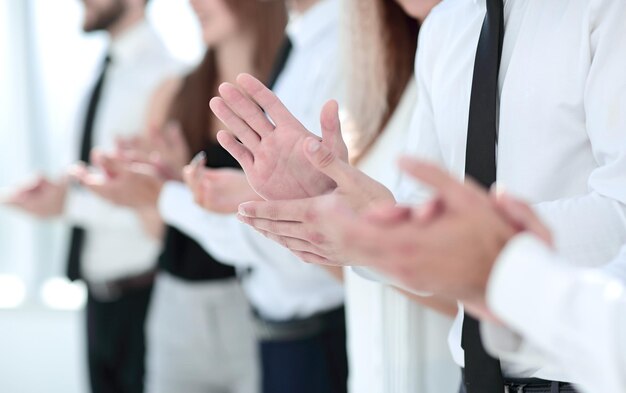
left=462, top=0, right=504, bottom=392
left=66, top=55, right=112, bottom=281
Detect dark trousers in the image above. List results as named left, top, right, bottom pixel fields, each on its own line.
left=87, top=285, right=153, bottom=393
left=259, top=309, right=348, bottom=393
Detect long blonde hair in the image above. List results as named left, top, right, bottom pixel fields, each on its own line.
left=342, top=0, right=418, bottom=163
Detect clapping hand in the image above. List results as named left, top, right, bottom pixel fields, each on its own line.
left=183, top=153, right=262, bottom=214
left=210, top=73, right=348, bottom=200
left=3, top=175, right=67, bottom=219
left=70, top=150, right=168, bottom=209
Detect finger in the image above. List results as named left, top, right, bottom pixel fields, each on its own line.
left=216, top=131, right=254, bottom=171
left=67, top=162, right=90, bottom=183
left=398, top=157, right=482, bottom=210
left=217, top=82, right=275, bottom=137
left=254, top=228, right=323, bottom=255
left=236, top=73, right=294, bottom=124
left=182, top=165, right=198, bottom=189
left=237, top=215, right=308, bottom=240
left=189, top=151, right=207, bottom=168
left=238, top=199, right=310, bottom=221
left=304, top=137, right=356, bottom=187
left=320, top=100, right=348, bottom=159
left=493, top=191, right=553, bottom=245
left=210, top=96, right=260, bottom=149
left=164, top=121, right=189, bottom=154
left=414, top=198, right=445, bottom=224
left=363, top=203, right=412, bottom=226
left=292, top=251, right=337, bottom=266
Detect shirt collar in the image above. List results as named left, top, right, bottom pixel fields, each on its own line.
left=286, top=0, right=339, bottom=49
left=108, top=20, right=155, bottom=64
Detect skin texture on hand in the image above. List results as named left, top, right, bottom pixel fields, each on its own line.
left=300, top=158, right=519, bottom=309
left=116, top=121, right=190, bottom=180
left=183, top=156, right=262, bottom=214
left=210, top=73, right=349, bottom=200
left=236, top=136, right=396, bottom=265
left=3, top=176, right=68, bottom=219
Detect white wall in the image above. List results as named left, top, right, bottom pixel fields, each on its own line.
left=0, top=308, right=86, bottom=393
left=0, top=0, right=203, bottom=390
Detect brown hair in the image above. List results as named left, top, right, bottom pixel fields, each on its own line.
left=343, top=0, right=419, bottom=163
left=167, top=1, right=288, bottom=155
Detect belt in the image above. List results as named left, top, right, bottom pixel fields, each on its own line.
left=503, top=378, right=577, bottom=393
left=253, top=306, right=345, bottom=342
left=462, top=370, right=578, bottom=393
left=88, top=269, right=156, bottom=301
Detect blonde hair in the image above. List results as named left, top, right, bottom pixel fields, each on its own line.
left=342, top=0, right=418, bottom=163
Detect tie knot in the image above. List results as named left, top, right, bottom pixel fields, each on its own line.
left=103, top=54, right=112, bottom=68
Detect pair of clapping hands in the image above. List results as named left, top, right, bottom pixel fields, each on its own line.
left=70, top=121, right=258, bottom=214
left=204, top=74, right=553, bottom=318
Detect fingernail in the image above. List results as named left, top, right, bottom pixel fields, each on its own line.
left=238, top=205, right=248, bottom=217
left=191, top=151, right=206, bottom=166
left=307, top=139, right=321, bottom=153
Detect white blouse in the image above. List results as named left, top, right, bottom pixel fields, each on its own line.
left=345, top=79, right=460, bottom=393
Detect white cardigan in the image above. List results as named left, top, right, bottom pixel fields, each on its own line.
left=345, top=78, right=460, bottom=393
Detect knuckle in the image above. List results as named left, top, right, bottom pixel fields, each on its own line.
left=309, top=231, right=326, bottom=246
left=315, top=148, right=335, bottom=169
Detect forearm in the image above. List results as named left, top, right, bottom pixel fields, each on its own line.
left=158, top=181, right=298, bottom=268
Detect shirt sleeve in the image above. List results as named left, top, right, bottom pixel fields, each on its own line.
left=157, top=181, right=299, bottom=269
left=64, top=184, right=144, bottom=229
left=484, top=234, right=626, bottom=392
left=533, top=0, right=626, bottom=268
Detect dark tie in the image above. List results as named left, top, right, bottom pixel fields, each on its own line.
left=66, top=55, right=112, bottom=281
left=462, top=0, right=504, bottom=392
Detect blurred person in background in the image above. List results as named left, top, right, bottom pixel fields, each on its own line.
left=78, top=0, right=288, bottom=392
left=332, top=0, right=458, bottom=391
left=77, top=0, right=348, bottom=392
left=3, top=0, right=181, bottom=392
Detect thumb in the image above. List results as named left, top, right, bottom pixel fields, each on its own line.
left=92, top=150, right=123, bottom=179
left=320, top=100, right=348, bottom=161
left=493, top=191, right=553, bottom=245
left=304, top=137, right=355, bottom=187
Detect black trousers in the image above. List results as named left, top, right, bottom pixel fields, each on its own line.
left=86, top=285, right=153, bottom=393
left=259, top=308, right=348, bottom=393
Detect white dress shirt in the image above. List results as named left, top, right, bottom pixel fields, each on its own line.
left=402, top=0, right=626, bottom=381
left=484, top=235, right=626, bottom=393
left=64, top=21, right=181, bottom=283
left=273, top=0, right=342, bottom=133
left=157, top=0, right=344, bottom=321
left=344, top=79, right=459, bottom=393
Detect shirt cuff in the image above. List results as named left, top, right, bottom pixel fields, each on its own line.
left=483, top=234, right=576, bottom=368
left=487, top=233, right=565, bottom=329
left=157, top=181, right=190, bottom=224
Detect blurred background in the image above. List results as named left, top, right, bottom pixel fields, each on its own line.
left=0, top=1, right=203, bottom=391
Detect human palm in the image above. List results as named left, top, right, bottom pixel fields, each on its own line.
left=210, top=73, right=347, bottom=200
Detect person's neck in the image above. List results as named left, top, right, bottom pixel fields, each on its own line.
left=287, top=0, right=321, bottom=15
left=107, top=9, right=145, bottom=41
left=215, top=35, right=256, bottom=84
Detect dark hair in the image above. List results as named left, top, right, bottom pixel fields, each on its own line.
left=167, top=1, right=288, bottom=154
